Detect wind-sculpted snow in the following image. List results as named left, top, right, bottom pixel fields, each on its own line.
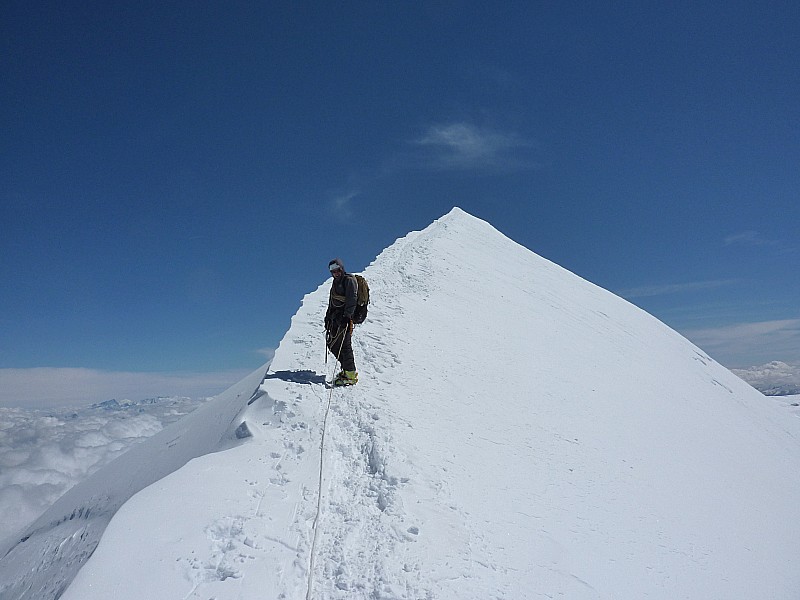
left=7, top=208, right=800, bottom=599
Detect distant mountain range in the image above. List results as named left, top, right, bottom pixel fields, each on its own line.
left=732, top=361, right=800, bottom=395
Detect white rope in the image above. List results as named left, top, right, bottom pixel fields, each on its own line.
left=305, top=383, right=334, bottom=600
left=305, top=327, right=347, bottom=600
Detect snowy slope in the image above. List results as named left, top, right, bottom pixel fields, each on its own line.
left=6, top=207, right=800, bottom=600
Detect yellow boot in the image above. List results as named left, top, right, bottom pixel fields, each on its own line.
left=334, top=370, right=358, bottom=386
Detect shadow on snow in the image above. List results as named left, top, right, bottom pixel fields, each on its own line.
left=264, top=370, right=327, bottom=385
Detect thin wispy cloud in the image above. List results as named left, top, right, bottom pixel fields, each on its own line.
left=411, top=122, right=540, bottom=172
left=724, top=231, right=779, bottom=247
left=329, top=190, right=360, bottom=219
left=335, top=121, right=542, bottom=200
left=619, top=279, right=739, bottom=299
left=681, top=319, right=800, bottom=366
left=724, top=231, right=795, bottom=254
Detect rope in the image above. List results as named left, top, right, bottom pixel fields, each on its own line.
left=305, top=323, right=348, bottom=600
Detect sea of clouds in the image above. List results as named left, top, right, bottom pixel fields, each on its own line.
left=0, top=396, right=208, bottom=546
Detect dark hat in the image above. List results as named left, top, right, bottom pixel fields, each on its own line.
left=328, top=258, right=345, bottom=273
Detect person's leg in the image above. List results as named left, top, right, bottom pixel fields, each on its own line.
left=327, top=326, right=355, bottom=372
left=337, top=328, right=356, bottom=372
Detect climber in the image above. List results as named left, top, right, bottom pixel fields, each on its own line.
left=324, top=258, right=358, bottom=386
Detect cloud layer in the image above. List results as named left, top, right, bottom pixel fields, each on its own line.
left=0, top=368, right=252, bottom=409
left=0, top=396, right=207, bottom=546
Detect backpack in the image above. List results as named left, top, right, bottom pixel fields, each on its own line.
left=351, top=274, right=370, bottom=324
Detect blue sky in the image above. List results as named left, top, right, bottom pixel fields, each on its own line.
left=2, top=2, right=798, bottom=403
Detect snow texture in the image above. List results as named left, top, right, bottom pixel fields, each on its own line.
left=3, top=207, right=799, bottom=599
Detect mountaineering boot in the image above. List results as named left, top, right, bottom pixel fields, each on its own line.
left=334, top=370, right=358, bottom=386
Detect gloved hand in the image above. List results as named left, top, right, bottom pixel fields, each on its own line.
left=338, top=314, right=352, bottom=328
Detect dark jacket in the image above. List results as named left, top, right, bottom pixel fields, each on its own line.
left=326, top=272, right=357, bottom=328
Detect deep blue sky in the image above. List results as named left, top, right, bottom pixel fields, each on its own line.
left=2, top=1, right=798, bottom=391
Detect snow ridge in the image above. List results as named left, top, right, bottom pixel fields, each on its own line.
left=7, top=207, right=800, bottom=599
